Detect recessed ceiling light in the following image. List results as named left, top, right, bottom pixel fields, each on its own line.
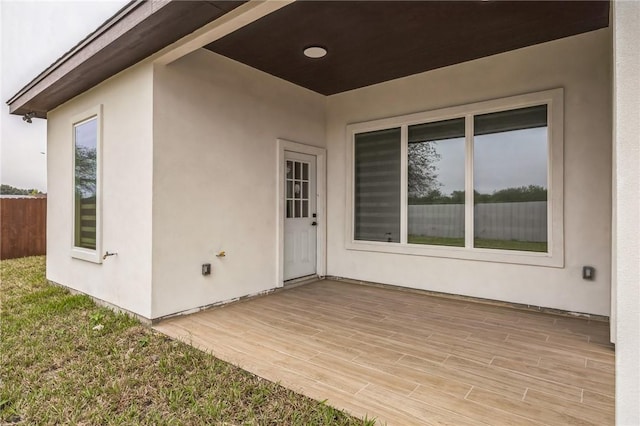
left=303, top=46, right=327, bottom=59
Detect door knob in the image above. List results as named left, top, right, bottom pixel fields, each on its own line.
left=311, top=221, right=317, bottom=226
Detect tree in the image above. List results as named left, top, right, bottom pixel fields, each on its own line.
left=408, top=142, right=441, bottom=198
left=409, top=186, right=546, bottom=205
left=477, top=185, right=547, bottom=203
left=0, top=184, right=42, bottom=195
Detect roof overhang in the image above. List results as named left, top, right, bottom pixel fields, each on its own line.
left=6, top=0, right=246, bottom=119
left=7, top=0, right=609, bottom=118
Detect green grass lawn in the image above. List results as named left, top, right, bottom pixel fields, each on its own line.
left=0, top=256, right=374, bottom=425
left=408, top=235, right=547, bottom=252
left=407, top=236, right=465, bottom=247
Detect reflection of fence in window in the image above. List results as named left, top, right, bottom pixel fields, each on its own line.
left=75, top=196, right=96, bottom=250
left=475, top=201, right=547, bottom=242
left=408, top=201, right=547, bottom=242
left=408, top=204, right=464, bottom=238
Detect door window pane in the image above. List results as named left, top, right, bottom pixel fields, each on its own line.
left=286, top=161, right=293, bottom=179
left=286, top=181, right=293, bottom=199
left=474, top=105, right=548, bottom=252
left=74, top=118, right=98, bottom=250
left=354, top=128, right=401, bottom=242
left=285, top=160, right=311, bottom=218
left=408, top=118, right=465, bottom=247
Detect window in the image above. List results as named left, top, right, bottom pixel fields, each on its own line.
left=346, top=89, right=563, bottom=267
left=286, top=160, right=311, bottom=218
left=473, top=105, right=548, bottom=252
left=354, top=128, right=401, bottom=242
left=408, top=118, right=465, bottom=247
left=71, top=105, right=102, bottom=262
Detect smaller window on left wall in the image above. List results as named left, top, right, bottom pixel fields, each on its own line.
left=71, top=105, right=102, bottom=262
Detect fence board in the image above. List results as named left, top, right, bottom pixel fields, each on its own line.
left=408, top=203, right=465, bottom=238
left=0, top=198, right=47, bottom=259
left=408, top=201, right=547, bottom=242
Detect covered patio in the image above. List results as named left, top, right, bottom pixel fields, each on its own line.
left=154, top=281, right=614, bottom=425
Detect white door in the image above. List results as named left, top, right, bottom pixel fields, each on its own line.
left=283, top=152, right=317, bottom=281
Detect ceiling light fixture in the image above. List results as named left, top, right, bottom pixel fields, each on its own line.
left=303, top=46, right=327, bottom=59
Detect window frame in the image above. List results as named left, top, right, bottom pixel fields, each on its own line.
left=345, top=89, right=564, bottom=267
left=70, top=105, right=103, bottom=263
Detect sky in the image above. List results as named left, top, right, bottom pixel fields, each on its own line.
left=428, top=127, right=547, bottom=195
left=1, top=0, right=128, bottom=192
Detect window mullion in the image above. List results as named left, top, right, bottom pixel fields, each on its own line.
left=465, top=115, right=474, bottom=249
left=400, top=125, right=408, bottom=244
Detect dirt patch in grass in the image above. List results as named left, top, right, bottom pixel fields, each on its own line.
left=0, top=256, right=374, bottom=425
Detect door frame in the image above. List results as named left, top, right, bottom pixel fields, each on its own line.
left=276, top=139, right=327, bottom=286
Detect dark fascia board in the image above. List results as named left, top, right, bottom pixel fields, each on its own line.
left=6, top=0, right=244, bottom=119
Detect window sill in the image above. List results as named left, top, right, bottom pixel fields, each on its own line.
left=71, top=247, right=102, bottom=264
left=346, top=240, right=563, bottom=268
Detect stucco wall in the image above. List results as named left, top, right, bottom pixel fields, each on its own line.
left=326, top=29, right=612, bottom=316
left=613, top=0, right=640, bottom=422
left=46, top=62, right=154, bottom=318
left=151, top=50, right=325, bottom=318
left=45, top=27, right=613, bottom=321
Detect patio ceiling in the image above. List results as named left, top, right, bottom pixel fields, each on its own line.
left=205, top=0, right=610, bottom=95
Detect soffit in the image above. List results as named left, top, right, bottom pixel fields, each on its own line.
left=205, top=0, right=610, bottom=95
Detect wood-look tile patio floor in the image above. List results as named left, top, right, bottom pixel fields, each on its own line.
left=154, top=280, right=614, bottom=425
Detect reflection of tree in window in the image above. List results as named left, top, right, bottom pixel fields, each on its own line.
left=408, top=118, right=465, bottom=247
left=74, top=118, right=98, bottom=250
left=75, top=145, right=97, bottom=198
left=408, top=142, right=440, bottom=198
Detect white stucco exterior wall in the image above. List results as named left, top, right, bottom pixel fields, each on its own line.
left=613, top=1, right=640, bottom=423
left=151, top=50, right=325, bottom=318
left=46, top=62, right=154, bottom=319
left=326, top=29, right=612, bottom=316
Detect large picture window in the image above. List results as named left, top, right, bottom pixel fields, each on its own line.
left=71, top=105, right=102, bottom=262
left=347, top=89, right=563, bottom=267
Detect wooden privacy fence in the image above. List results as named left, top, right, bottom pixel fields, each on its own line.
left=1, top=198, right=46, bottom=259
